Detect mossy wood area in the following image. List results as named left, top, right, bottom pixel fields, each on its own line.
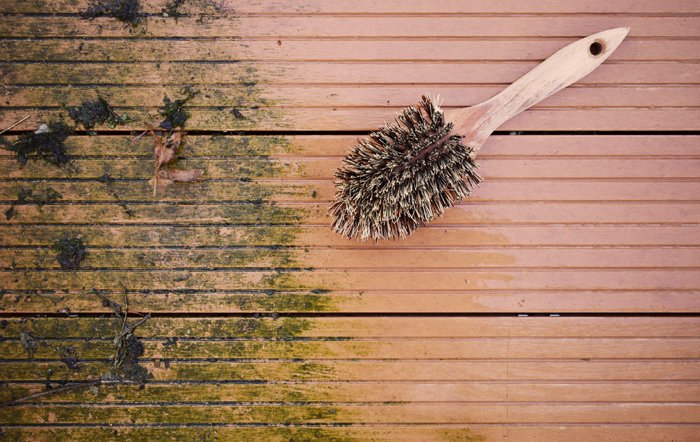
left=0, top=1, right=699, bottom=440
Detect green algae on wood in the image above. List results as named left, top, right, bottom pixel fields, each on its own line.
left=0, top=157, right=307, bottom=179
left=0, top=427, right=431, bottom=442
left=229, top=291, right=334, bottom=312
left=0, top=338, right=366, bottom=360
left=2, top=269, right=324, bottom=292
left=158, top=361, right=337, bottom=382
left=0, top=52, right=340, bottom=426
left=0, top=382, right=368, bottom=404
left=0, top=225, right=308, bottom=247
left=0, top=360, right=346, bottom=382
left=0, top=290, right=337, bottom=314
left=0, top=403, right=346, bottom=425
left=0, top=203, right=311, bottom=225
left=437, top=428, right=489, bottom=442
left=0, top=62, right=278, bottom=86
left=0, top=317, right=322, bottom=340
left=0, top=247, right=308, bottom=270
left=0, top=180, right=314, bottom=203
left=158, top=87, right=198, bottom=130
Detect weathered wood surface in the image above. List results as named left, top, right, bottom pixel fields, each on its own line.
left=0, top=1, right=699, bottom=440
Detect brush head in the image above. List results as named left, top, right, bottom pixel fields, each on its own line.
left=331, top=96, right=482, bottom=240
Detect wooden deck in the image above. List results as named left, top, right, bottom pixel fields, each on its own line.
left=0, top=1, right=699, bottom=440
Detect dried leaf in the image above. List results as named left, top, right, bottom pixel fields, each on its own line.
left=153, top=130, right=185, bottom=170
left=165, top=130, right=185, bottom=150
left=146, top=92, right=200, bottom=196
left=154, top=142, right=174, bottom=169
left=151, top=129, right=172, bottom=170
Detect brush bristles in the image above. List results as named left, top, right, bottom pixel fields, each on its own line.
left=330, top=96, right=482, bottom=240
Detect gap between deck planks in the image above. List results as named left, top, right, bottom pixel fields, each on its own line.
left=1, top=2, right=699, bottom=440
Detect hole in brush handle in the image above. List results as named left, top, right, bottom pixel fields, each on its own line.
left=589, top=40, right=605, bottom=56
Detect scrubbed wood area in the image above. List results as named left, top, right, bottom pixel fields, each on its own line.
left=0, top=1, right=699, bottom=440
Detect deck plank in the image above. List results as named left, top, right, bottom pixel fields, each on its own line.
left=2, top=0, right=699, bottom=14
left=0, top=427, right=697, bottom=442
left=3, top=16, right=700, bottom=38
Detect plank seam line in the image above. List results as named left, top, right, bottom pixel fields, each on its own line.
left=2, top=312, right=699, bottom=318
left=2, top=357, right=699, bottom=362
left=3, top=223, right=700, bottom=227
left=4, top=380, right=700, bottom=386
left=5, top=12, right=700, bottom=18
left=2, top=199, right=700, bottom=204
left=6, top=105, right=700, bottom=110
left=5, top=266, right=700, bottom=272
left=8, top=337, right=700, bottom=342
left=2, top=245, right=695, bottom=250
left=3, top=35, right=700, bottom=40
left=3, top=130, right=699, bottom=136
left=6, top=400, right=700, bottom=406
left=1, top=423, right=699, bottom=428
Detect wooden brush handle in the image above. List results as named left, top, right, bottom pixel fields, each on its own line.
left=449, top=27, right=629, bottom=151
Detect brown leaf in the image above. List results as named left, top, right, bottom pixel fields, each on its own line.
left=154, top=143, right=175, bottom=169
left=154, top=130, right=185, bottom=170
left=148, top=126, right=199, bottom=195
left=165, top=130, right=185, bottom=150
left=148, top=128, right=169, bottom=169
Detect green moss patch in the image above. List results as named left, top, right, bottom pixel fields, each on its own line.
left=67, top=96, right=130, bottom=130
left=158, top=87, right=198, bottom=130
left=52, top=235, right=87, bottom=270
left=0, top=121, right=71, bottom=167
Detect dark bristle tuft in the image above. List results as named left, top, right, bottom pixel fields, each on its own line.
left=330, top=96, right=482, bottom=240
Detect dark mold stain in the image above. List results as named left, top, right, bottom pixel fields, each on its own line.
left=67, top=95, right=130, bottom=130
left=162, top=0, right=186, bottom=19
left=159, top=87, right=198, bottom=130
left=5, top=187, right=62, bottom=220
left=0, top=121, right=71, bottom=167
left=53, top=235, right=87, bottom=270
left=112, top=334, right=150, bottom=384
left=60, top=346, right=81, bottom=371
left=82, top=0, right=142, bottom=26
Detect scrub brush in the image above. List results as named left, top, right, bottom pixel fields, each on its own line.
left=331, top=27, right=629, bottom=240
